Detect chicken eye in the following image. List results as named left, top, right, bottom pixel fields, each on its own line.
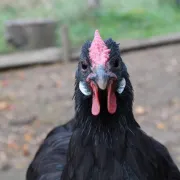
left=112, top=59, right=119, bottom=68
left=81, top=62, right=88, bottom=71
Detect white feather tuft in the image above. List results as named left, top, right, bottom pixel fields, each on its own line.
left=117, top=78, right=126, bottom=94
left=79, top=81, right=91, bottom=96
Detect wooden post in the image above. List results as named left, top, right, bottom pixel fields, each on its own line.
left=61, top=25, right=71, bottom=62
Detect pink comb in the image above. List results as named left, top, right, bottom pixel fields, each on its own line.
left=89, top=30, right=110, bottom=67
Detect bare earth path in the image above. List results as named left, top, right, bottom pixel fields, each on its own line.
left=0, top=44, right=180, bottom=179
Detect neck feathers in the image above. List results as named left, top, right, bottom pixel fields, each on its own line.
left=73, top=74, right=139, bottom=139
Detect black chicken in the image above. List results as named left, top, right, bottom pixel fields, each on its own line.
left=26, top=30, right=180, bottom=180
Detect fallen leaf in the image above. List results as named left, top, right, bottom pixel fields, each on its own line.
left=135, top=106, right=146, bottom=116
left=7, top=104, right=15, bottom=111
left=0, top=101, right=9, bottom=111
left=0, top=80, right=9, bottom=87
left=24, top=133, right=33, bottom=142
left=156, top=122, right=166, bottom=130
left=22, top=144, right=30, bottom=156
left=55, top=80, right=61, bottom=88
left=8, top=142, right=19, bottom=150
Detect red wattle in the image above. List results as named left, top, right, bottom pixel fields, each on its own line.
left=90, top=82, right=100, bottom=116
left=107, top=81, right=117, bottom=114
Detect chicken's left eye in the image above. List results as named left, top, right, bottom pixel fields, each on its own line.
left=112, top=59, right=119, bottom=68
left=81, top=62, right=88, bottom=71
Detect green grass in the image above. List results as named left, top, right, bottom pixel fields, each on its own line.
left=0, top=0, right=180, bottom=54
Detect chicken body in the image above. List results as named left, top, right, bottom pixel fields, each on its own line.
left=27, top=118, right=180, bottom=180
left=26, top=31, right=180, bottom=180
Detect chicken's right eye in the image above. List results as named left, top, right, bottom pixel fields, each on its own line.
left=81, top=62, right=88, bottom=71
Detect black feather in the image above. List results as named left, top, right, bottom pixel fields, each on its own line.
left=26, top=38, right=180, bottom=180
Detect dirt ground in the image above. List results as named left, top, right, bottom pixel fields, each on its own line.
left=0, top=44, right=180, bottom=179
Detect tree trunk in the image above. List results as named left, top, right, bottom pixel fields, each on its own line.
left=5, top=19, right=57, bottom=50
left=88, top=0, right=100, bottom=9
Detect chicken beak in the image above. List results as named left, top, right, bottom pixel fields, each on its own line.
left=94, top=65, right=109, bottom=90
left=86, top=65, right=117, bottom=115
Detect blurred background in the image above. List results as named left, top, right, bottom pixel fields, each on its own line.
left=0, top=0, right=180, bottom=179
left=0, top=0, right=180, bottom=53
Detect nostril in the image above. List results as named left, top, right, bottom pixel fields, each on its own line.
left=108, top=72, right=117, bottom=80
left=86, top=73, right=97, bottom=82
